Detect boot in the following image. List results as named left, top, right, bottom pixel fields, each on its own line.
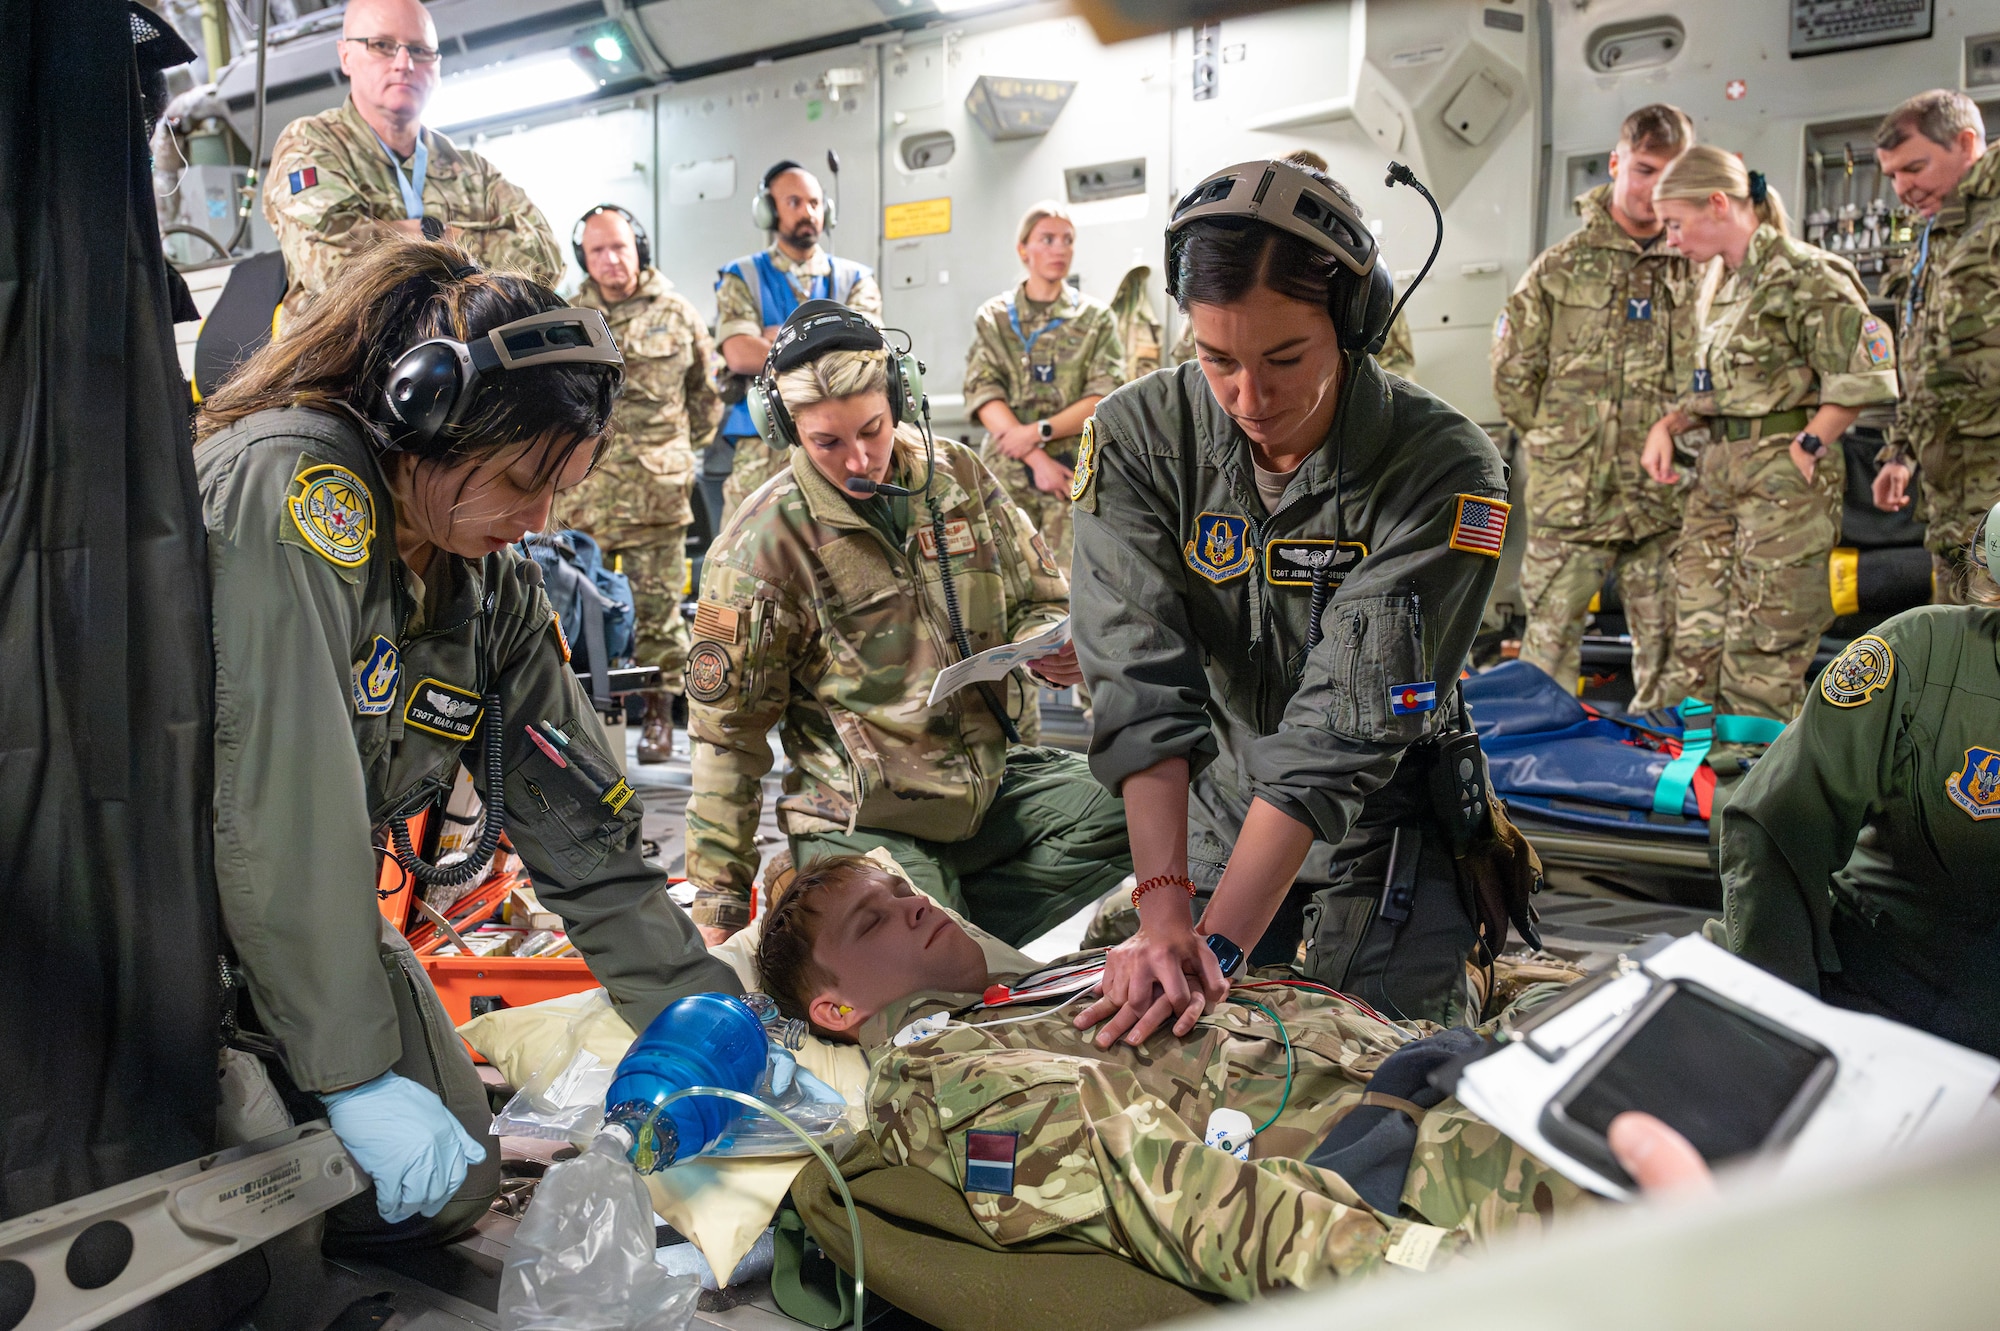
left=637, top=691, right=675, bottom=765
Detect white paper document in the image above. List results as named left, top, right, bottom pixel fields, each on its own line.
left=926, top=615, right=1071, bottom=705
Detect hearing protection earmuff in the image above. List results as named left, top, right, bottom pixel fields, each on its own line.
left=746, top=300, right=923, bottom=449
left=752, top=159, right=836, bottom=233
left=572, top=202, right=651, bottom=272
left=1973, top=497, right=2000, bottom=584
left=1165, top=157, right=1429, bottom=356
left=379, top=304, right=625, bottom=454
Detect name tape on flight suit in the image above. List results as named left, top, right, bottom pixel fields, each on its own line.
left=404, top=678, right=482, bottom=740
left=1264, top=538, right=1367, bottom=586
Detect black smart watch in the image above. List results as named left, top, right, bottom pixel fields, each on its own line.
left=1204, top=932, right=1245, bottom=980
left=1796, top=431, right=1826, bottom=458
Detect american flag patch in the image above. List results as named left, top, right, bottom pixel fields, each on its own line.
left=288, top=166, right=318, bottom=194
left=1448, top=495, right=1510, bottom=557
left=1389, top=681, right=1438, bottom=714
left=964, top=1130, right=1017, bottom=1195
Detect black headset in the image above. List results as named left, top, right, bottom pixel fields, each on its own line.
left=379, top=301, right=625, bottom=455
left=747, top=300, right=922, bottom=450
left=1165, top=158, right=1437, bottom=356
left=571, top=203, right=651, bottom=272
left=753, top=159, right=836, bottom=233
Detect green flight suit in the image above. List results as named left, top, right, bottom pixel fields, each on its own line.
left=683, top=428, right=1130, bottom=937
left=1720, top=607, right=2000, bottom=1056
left=197, top=407, right=739, bottom=1233
left=1072, top=357, right=1511, bottom=1022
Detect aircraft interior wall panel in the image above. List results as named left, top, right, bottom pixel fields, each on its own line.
left=1542, top=0, right=1996, bottom=246
left=634, top=0, right=896, bottom=70
left=878, top=17, right=1174, bottom=427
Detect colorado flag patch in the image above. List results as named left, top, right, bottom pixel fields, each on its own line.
left=1390, top=681, right=1438, bottom=714
left=1448, top=495, right=1510, bottom=557
left=963, top=1130, right=1017, bottom=1196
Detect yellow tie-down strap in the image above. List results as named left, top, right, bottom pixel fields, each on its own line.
left=1829, top=546, right=1861, bottom=618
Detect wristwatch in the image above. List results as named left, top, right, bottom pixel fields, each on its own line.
left=1204, top=932, right=1246, bottom=980
left=1036, top=419, right=1053, bottom=442
left=1796, top=431, right=1826, bottom=458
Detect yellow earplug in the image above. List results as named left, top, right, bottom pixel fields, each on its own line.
left=837, top=1005, right=853, bottom=1016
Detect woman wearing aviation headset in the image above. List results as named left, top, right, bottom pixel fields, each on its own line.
left=1070, top=157, right=1528, bottom=1047
left=1720, top=496, right=2000, bottom=1059
left=193, top=240, right=737, bottom=1244
left=678, top=299, right=1133, bottom=948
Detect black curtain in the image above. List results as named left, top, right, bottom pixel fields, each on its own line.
left=0, top=0, right=220, bottom=1217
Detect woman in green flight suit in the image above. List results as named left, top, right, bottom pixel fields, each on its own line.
left=193, top=239, right=736, bottom=1245
left=1720, top=497, right=2000, bottom=1058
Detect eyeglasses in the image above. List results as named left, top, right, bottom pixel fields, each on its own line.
left=343, top=36, right=441, bottom=64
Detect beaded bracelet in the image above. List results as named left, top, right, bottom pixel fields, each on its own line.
left=1131, top=873, right=1198, bottom=907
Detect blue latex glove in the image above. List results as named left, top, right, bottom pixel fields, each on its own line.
left=320, top=1072, right=488, bottom=1224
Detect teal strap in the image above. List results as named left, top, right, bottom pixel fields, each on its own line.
left=1714, top=713, right=1785, bottom=745
left=1653, top=698, right=1714, bottom=815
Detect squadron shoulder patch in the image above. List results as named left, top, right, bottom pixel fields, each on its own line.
left=1029, top=531, right=1061, bottom=578
left=1947, top=747, right=2000, bottom=821
left=1447, top=495, right=1510, bottom=557
left=404, top=678, right=483, bottom=741
left=351, top=635, right=400, bottom=716
left=1265, top=538, right=1367, bottom=587
left=1860, top=316, right=1892, bottom=367
left=287, top=463, right=374, bottom=569
left=1069, top=417, right=1098, bottom=508
left=1819, top=634, right=1894, bottom=707
left=1185, top=512, right=1253, bottom=582
left=685, top=642, right=733, bottom=704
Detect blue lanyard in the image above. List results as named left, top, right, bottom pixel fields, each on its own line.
left=372, top=130, right=429, bottom=220
left=1904, top=215, right=1934, bottom=334
left=1007, top=297, right=1066, bottom=364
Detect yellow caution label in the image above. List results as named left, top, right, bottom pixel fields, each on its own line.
left=1829, top=546, right=1860, bottom=617
left=884, top=197, right=952, bottom=239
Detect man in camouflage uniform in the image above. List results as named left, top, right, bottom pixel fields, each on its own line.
left=1871, top=91, right=2000, bottom=604
left=755, top=860, right=1587, bottom=1301
left=713, top=163, right=883, bottom=527
left=966, top=202, right=1126, bottom=572
left=1492, top=104, right=1695, bottom=709
left=563, top=206, right=722, bottom=762
left=682, top=399, right=1130, bottom=943
left=261, top=0, right=561, bottom=322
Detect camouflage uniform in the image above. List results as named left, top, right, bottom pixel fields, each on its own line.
left=1658, top=226, right=1899, bottom=722
left=964, top=283, right=1126, bottom=570
left=714, top=247, right=883, bottom=526
left=1170, top=310, right=1414, bottom=379
left=563, top=269, right=721, bottom=695
left=1880, top=144, right=2000, bottom=603
left=1492, top=187, right=1694, bottom=709
left=683, top=429, right=1130, bottom=936
left=1110, top=266, right=1166, bottom=380
left=262, top=97, right=562, bottom=321
left=861, top=980, right=1581, bottom=1300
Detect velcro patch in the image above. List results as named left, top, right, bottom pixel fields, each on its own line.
left=1819, top=634, right=1893, bottom=707
left=1389, top=680, right=1438, bottom=714
left=1070, top=417, right=1098, bottom=510
left=1626, top=296, right=1653, bottom=321
left=1691, top=367, right=1713, bottom=394
left=1861, top=316, right=1892, bottom=367
left=1029, top=531, right=1061, bottom=578
left=1492, top=310, right=1510, bottom=342
left=692, top=600, right=741, bottom=644
left=286, top=462, right=374, bottom=569
left=288, top=166, right=318, bottom=194
left=1264, top=538, right=1367, bottom=587
left=1447, top=494, right=1510, bottom=557
left=686, top=642, right=732, bottom=704
left=550, top=611, right=572, bottom=663
left=963, top=1130, right=1018, bottom=1196
left=917, top=518, right=977, bottom=561
left=404, top=678, right=482, bottom=740
left=351, top=635, right=400, bottom=716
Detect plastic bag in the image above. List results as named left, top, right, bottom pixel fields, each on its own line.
left=499, top=1133, right=702, bottom=1331
left=491, top=991, right=619, bottom=1144
left=702, top=1046, right=856, bottom=1161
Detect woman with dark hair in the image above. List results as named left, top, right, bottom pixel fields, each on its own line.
left=194, top=240, right=738, bottom=1244
left=1069, top=158, right=1515, bottom=1047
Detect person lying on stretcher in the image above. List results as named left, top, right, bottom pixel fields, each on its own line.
left=752, top=855, right=1712, bottom=1301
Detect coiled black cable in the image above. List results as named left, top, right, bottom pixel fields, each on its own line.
left=932, top=501, right=1022, bottom=743
left=1304, top=563, right=1332, bottom=653
left=390, top=691, right=506, bottom=888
